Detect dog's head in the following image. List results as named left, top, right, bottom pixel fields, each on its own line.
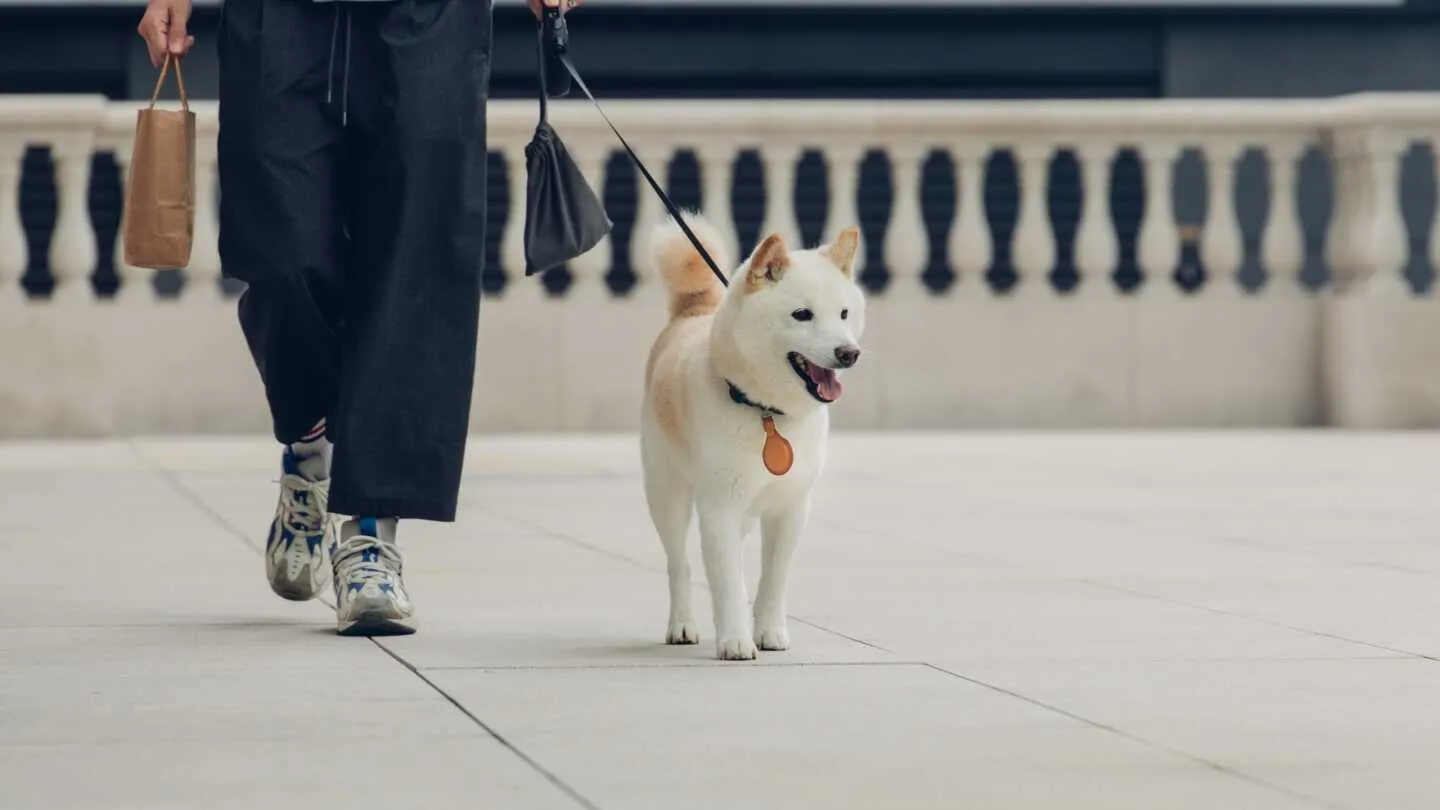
left=723, top=227, right=867, bottom=410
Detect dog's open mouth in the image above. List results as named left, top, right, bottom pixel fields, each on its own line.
left=788, top=352, right=842, bottom=403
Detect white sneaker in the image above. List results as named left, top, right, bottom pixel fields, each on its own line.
left=264, top=453, right=335, bottom=602
left=332, top=517, right=416, bottom=636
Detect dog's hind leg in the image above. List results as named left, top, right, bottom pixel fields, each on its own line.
left=754, top=498, right=808, bottom=652
left=645, top=469, right=699, bottom=645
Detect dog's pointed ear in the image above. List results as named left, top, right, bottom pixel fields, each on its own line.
left=745, top=232, right=791, bottom=291
left=821, top=226, right=861, bottom=280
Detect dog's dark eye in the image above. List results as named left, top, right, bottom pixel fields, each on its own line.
left=841, top=309, right=850, bottom=321
left=791, top=308, right=814, bottom=322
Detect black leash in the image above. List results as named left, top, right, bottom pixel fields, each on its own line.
left=545, top=21, right=792, bottom=433
left=558, top=53, right=731, bottom=289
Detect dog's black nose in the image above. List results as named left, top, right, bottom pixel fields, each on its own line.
left=834, top=346, right=861, bottom=368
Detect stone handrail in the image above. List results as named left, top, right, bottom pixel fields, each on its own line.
left=1, top=94, right=1434, bottom=298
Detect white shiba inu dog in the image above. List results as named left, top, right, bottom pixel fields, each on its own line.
left=640, top=214, right=866, bottom=661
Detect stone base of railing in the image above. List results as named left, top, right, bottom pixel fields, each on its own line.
left=1323, top=291, right=1440, bottom=430
left=873, top=289, right=1324, bottom=429
left=3, top=284, right=1438, bottom=436
left=0, top=281, right=1364, bottom=437
left=0, top=289, right=266, bottom=437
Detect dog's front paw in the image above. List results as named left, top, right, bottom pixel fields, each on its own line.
left=716, top=636, right=759, bottom=661
left=666, top=620, right=700, bottom=645
left=755, top=625, right=790, bottom=652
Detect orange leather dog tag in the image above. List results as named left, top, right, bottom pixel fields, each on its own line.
left=761, top=416, right=793, bottom=476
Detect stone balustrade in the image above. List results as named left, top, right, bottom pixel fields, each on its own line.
left=0, top=93, right=1437, bottom=436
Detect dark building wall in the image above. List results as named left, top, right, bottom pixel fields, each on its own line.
left=5, top=3, right=1440, bottom=102
left=1165, top=20, right=1440, bottom=98
left=108, top=7, right=1165, bottom=102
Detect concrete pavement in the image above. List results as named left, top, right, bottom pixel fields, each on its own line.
left=4, top=432, right=1440, bottom=809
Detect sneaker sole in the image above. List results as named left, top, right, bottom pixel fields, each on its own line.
left=337, top=611, right=417, bottom=637
left=270, top=581, right=322, bottom=602
left=269, top=565, right=327, bottom=602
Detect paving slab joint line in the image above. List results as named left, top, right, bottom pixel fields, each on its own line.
left=1209, top=533, right=1440, bottom=582
left=418, top=660, right=923, bottom=672
left=128, top=439, right=266, bottom=556
left=920, top=663, right=1349, bottom=810
left=372, top=640, right=606, bottom=810
left=1081, top=578, right=1440, bottom=663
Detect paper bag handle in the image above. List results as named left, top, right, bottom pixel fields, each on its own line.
left=148, top=52, right=191, bottom=112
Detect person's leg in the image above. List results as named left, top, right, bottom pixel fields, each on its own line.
left=325, top=0, right=492, bottom=635
left=329, top=0, right=490, bottom=522
left=218, top=0, right=347, bottom=601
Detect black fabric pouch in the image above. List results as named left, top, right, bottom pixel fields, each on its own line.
left=523, top=14, right=611, bottom=276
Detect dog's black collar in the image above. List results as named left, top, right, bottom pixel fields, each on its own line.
left=726, top=380, right=785, bottom=418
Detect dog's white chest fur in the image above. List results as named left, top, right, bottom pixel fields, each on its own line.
left=638, top=215, right=866, bottom=661
left=707, top=409, right=827, bottom=513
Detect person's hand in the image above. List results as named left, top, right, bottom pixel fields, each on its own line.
left=138, top=0, right=195, bottom=69
left=529, top=0, right=584, bottom=18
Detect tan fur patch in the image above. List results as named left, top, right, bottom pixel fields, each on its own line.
left=672, top=288, right=721, bottom=320
left=645, top=317, right=707, bottom=453
left=658, top=229, right=725, bottom=319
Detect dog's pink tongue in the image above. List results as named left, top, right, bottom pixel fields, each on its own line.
left=810, top=367, right=843, bottom=402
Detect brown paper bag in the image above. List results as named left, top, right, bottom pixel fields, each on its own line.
left=123, top=53, right=196, bottom=270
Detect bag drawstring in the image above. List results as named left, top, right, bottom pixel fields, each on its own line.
left=326, top=8, right=338, bottom=105
left=326, top=5, right=352, bottom=127
left=342, top=10, right=352, bottom=127
left=534, top=19, right=549, bottom=127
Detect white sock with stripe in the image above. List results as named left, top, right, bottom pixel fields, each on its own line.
left=286, top=419, right=332, bottom=482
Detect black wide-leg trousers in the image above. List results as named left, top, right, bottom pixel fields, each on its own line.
left=217, top=0, right=491, bottom=522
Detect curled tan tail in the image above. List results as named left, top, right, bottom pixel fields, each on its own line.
left=647, top=213, right=730, bottom=320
